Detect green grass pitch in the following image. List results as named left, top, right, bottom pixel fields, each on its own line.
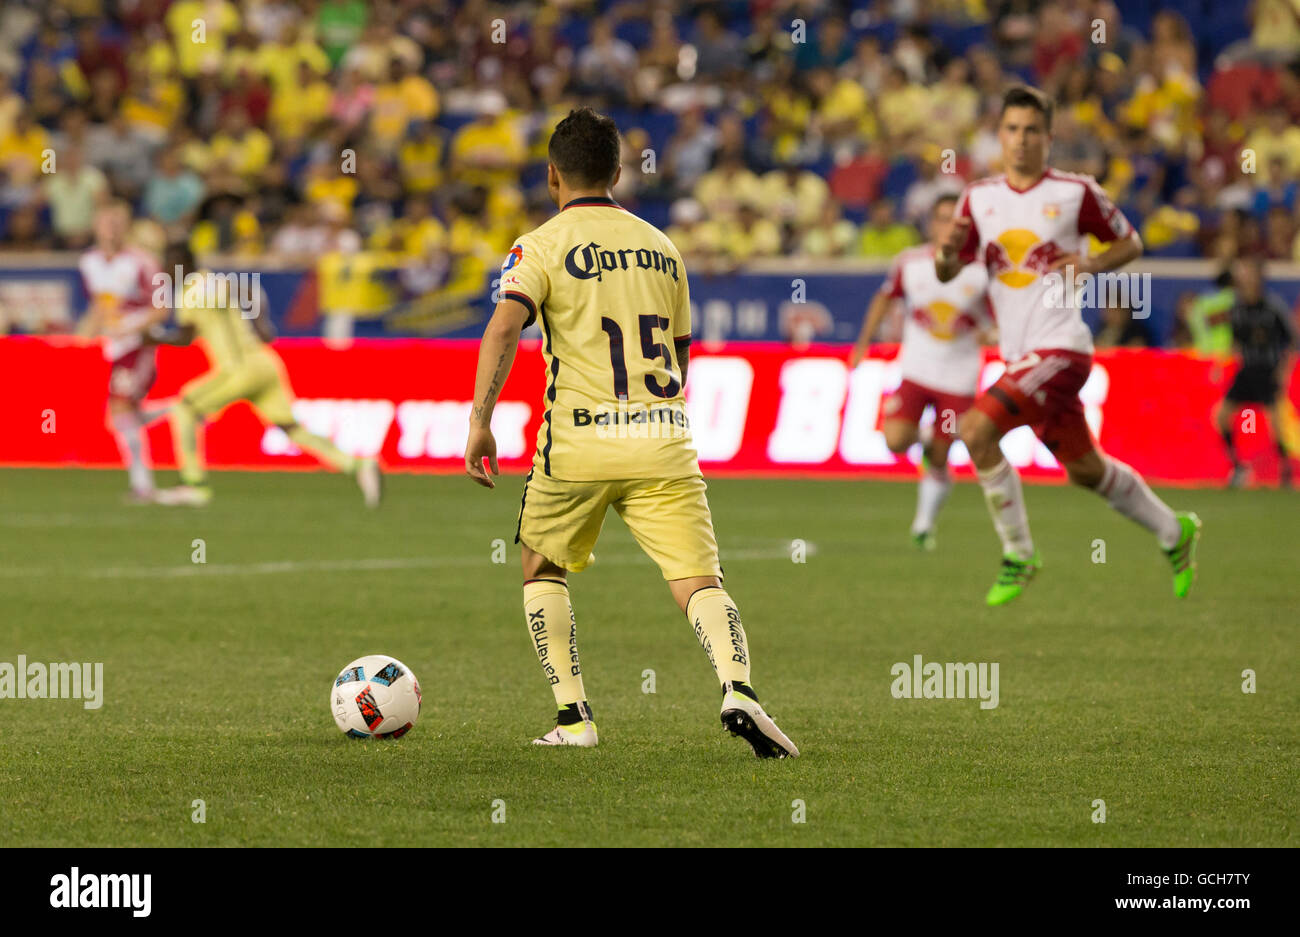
left=0, top=467, right=1294, bottom=847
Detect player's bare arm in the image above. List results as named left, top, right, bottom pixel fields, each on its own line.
left=1048, top=229, right=1143, bottom=276
left=850, top=291, right=893, bottom=366
left=146, top=322, right=197, bottom=346
left=934, top=216, right=971, bottom=283
left=675, top=336, right=690, bottom=385
left=252, top=310, right=277, bottom=344
left=465, top=296, right=531, bottom=488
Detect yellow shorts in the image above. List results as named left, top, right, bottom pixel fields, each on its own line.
left=181, top=354, right=295, bottom=426
left=515, top=471, right=722, bottom=581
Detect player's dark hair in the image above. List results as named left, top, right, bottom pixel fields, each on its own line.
left=931, top=193, right=959, bottom=216
left=1000, top=85, right=1054, bottom=131
left=548, top=107, right=621, bottom=189
left=164, top=241, right=195, bottom=279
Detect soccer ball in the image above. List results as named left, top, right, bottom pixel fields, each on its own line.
left=331, top=654, right=422, bottom=739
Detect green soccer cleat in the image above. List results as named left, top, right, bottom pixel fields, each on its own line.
left=1163, top=512, right=1202, bottom=598
left=985, top=552, right=1041, bottom=607
left=911, top=529, right=937, bottom=552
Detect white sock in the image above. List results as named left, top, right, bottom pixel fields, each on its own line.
left=1097, top=458, right=1181, bottom=549
left=976, top=458, right=1034, bottom=558
left=112, top=411, right=154, bottom=495
left=912, top=463, right=952, bottom=534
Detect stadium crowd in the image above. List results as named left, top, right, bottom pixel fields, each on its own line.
left=0, top=0, right=1298, bottom=344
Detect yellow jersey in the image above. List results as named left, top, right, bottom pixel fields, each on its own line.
left=176, top=271, right=267, bottom=371
left=499, top=196, right=699, bottom=481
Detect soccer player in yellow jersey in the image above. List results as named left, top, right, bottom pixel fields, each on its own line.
left=464, top=108, right=798, bottom=758
left=149, top=244, right=382, bottom=508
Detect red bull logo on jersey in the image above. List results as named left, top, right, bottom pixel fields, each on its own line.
left=987, top=228, right=1065, bottom=289
left=913, top=300, right=976, bottom=341
left=564, top=242, right=679, bottom=282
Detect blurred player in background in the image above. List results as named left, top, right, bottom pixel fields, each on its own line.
left=148, top=244, right=382, bottom=507
left=1214, top=255, right=1297, bottom=488
left=465, top=108, right=797, bottom=758
left=937, top=86, right=1201, bottom=606
left=76, top=201, right=165, bottom=503
left=850, top=193, right=992, bottom=550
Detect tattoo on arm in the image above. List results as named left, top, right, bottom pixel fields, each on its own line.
left=472, top=352, right=509, bottom=425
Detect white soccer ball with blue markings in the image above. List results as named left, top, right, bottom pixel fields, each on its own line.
left=331, top=654, right=422, bottom=739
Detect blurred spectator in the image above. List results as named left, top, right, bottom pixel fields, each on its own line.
left=87, top=112, right=155, bottom=201
left=0, top=0, right=1289, bottom=322
left=828, top=141, right=888, bottom=212
left=1254, top=156, right=1299, bottom=217
left=662, top=106, right=717, bottom=195
left=1094, top=303, right=1155, bottom=348
left=902, top=159, right=965, bottom=227
left=575, top=17, right=637, bottom=105
left=1186, top=269, right=1236, bottom=356
left=0, top=109, right=49, bottom=179
left=693, top=9, right=745, bottom=78
left=693, top=153, right=762, bottom=219
left=1264, top=204, right=1296, bottom=259
left=1033, top=2, right=1085, bottom=88
left=858, top=199, right=920, bottom=258
left=797, top=201, right=858, bottom=257
left=0, top=204, right=52, bottom=252
left=166, top=0, right=241, bottom=78
left=807, top=67, right=874, bottom=147
left=317, top=0, right=368, bottom=67
left=759, top=163, right=830, bottom=231
left=209, top=107, right=273, bottom=184
left=449, top=96, right=525, bottom=190
left=43, top=145, right=108, bottom=248
left=1244, top=107, right=1300, bottom=175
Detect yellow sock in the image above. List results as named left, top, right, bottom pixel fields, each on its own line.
left=522, top=579, right=586, bottom=708
left=686, top=587, right=751, bottom=687
left=286, top=424, right=356, bottom=473
left=170, top=402, right=205, bottom=485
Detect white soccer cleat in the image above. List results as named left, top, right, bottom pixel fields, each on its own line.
left=532, top=720, right=598, bottom=748
left=357, top=459, right=383, bottom=508
left=152, top=485, right=213, bottom=506
left=720, top=683, right=799, bottom=759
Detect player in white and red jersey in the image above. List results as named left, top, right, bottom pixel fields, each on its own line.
left=935, top=85, right=1201, bottom=606
left=76, top=201, right=166, bottom=501
left=850, top=193, right=991, bottom=550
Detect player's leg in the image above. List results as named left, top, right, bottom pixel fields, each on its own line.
left=885, top=380, right=942, bottom=549
left=1266, top=402, right=1293, bottom=487
left=157, top=371, right=244, bottom=504
left=254, top=356, right=381, bottom=506
left=617, top=476, right=797, bottom=758
left=514, top=472, right=607, bottom=747
left=277, top=418, right=382, bottom=508
left=912, top=432, right=955, bottom=547
left=1055, top=415, right=1200, bottom=598
left=1214, top=395, right=1247, bottom=487
left=108, top=351, right=157, bottom=501
left=959, top=400, right=1040, bottom=605
left=882, top=418, right=920, bottom=454
left=883, top=417, right=941, bottom=549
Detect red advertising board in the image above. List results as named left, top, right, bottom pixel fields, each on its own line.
left=1, top=336, right=1294, bottom=484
